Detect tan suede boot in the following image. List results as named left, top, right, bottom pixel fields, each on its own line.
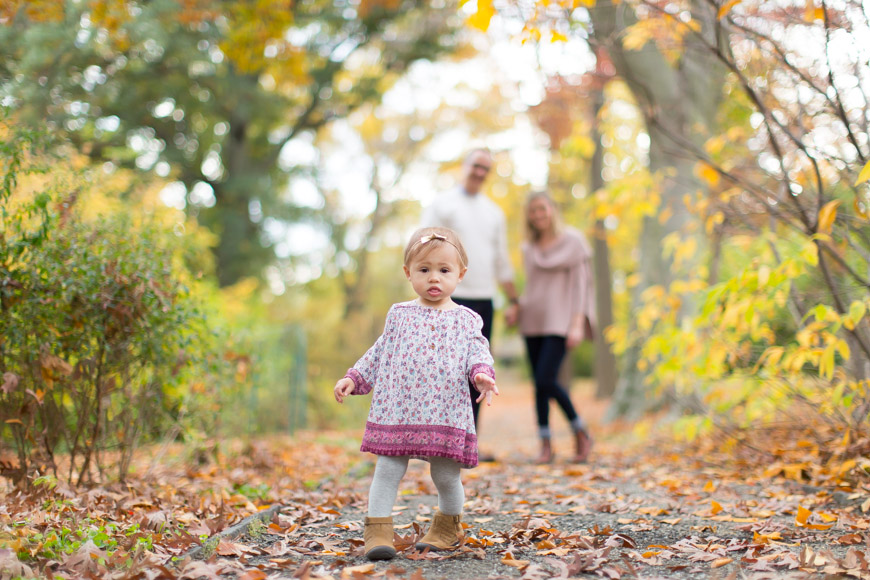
left=364, top=516, right=397, bottom=560
left=415, top=510, right=463, bottom=551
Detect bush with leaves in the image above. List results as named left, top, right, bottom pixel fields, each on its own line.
left=604, top=1, right=870, bottom=455
left=0, top=117, right=232, bottom=486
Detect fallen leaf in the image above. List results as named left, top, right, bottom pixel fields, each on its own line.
left=341, top=563, right=375, bottom=578
left=501, top=552, right=530, bottom=568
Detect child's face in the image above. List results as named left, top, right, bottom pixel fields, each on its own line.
left=403, top=244, right=467, bottom=309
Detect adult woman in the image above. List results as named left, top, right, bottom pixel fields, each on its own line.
left=513, top=192, right=594, bottom=464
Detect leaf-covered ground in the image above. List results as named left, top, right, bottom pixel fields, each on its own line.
left=2, top=371, right=869, bottom=579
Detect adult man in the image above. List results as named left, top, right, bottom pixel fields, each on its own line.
left=421, top=148, right=519, bottom=448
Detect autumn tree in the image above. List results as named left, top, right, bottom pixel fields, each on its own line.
left=488, top=0, right=870, bottom=438
left=582, top=1, right=728, bottom=416
left=0, top=0, right=462, bottom=286
left=652, top=0, right=870, bottom=438
left=470, top=0, right=729, bottom=414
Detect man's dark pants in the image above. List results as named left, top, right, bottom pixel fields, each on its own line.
left=452, top=297, right=493, bottom=428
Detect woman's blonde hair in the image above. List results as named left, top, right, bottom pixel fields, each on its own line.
left=403, top=227, right=468, bottom=268
left=525, top=191, right=563, bottom=242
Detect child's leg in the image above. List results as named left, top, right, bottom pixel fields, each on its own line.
left=368, top=455, right=409, bottom=517
left=416, top=457, right=464, bottom=551
left=429, top=456, right=464, bottom=515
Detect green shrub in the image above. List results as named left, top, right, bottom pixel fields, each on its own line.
left=0, top=116, right=231, bottom=486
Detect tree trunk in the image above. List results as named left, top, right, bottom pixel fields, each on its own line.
left=589, top=87, right=618, bottom=399
left=590, top=0, right=728, bottom=418
left=209, top=190, right=261, bottom=288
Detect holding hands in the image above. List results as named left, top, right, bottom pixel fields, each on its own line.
left=474, top=373, right=500, bottom=407
left=504, top=302, right=519, bottom=327
left=334, top=377, right=355, bottom=403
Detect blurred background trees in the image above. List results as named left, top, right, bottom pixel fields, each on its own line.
left=483, top=0, right=870, bottom=448
left=1, top=0, right=460, bottom=286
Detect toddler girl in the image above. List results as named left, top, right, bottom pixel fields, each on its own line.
left=334, top=226, right=499, bottom=560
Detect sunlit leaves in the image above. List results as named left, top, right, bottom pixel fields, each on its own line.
left=794, top=506, right=836, bottom=531
left=219, top=0, right=297, bottom=76
left=717, top=0, right=742, bottom=20
left=803, top=3, right=826, bottom=22
left=621, top=14, right=700, bottom=65
left=855, top=160, right=870, bottom=186
left=694, top=162, right=720, bottom=187
left=661, top=233, right=698, bottom=271
left=816, top=200, right=840, bottom=234
left=0, top=0, right=64, bottom=24
left=550, top=30, right=568, bottom=43
left=843, top=300, right=868, bottom=331
left=465, top=0, right=495, bottom=32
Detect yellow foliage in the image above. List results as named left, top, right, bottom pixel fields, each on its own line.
left=704, top=211, right=724, bottom=235
left=803, top=4, right=826, bottom=22
left=220, top=1, right=297, bottom=75
left=800, top=239, right=818, bottom=266
left=467, top=0, right=495, bottom=32
left=843, top=300, right=868, bottom=330
left=621, top=14, right=698, bottom=64
left=550, top=30, right=568, bottom=43
left=854, top=160, right=870, bottom=186
left=816, top=199, right=840, bottom=234
left=19, top=0, right=65, bottom=23
left=695, top=162, right=720, bottom=187
left=622, top=19, right=655, bottom=52
left=673, top=237, right=697, bottom=269
left=522, top=25, right=543, bottom=44
left=704, top=135, right=727, bottom=156
left=717, top=0, right=742, bottom=20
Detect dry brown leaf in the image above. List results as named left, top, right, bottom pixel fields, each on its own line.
left=341, top=563, right=375, bottom=578
left=501, top=556, right=531, bottom=568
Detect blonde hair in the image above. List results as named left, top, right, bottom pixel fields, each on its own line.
left=403, top=227, right=468, bottom=268
left=525, top=191, right=563, bottom=242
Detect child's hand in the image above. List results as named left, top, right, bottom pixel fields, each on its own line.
left=474, top=373, right=499, bottom=407
left=334, top=377, right=355, bottom=403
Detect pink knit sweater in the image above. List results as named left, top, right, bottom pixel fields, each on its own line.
left=518, top=227, right=596, bottom=339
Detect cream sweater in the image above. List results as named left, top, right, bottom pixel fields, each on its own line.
left=420, top=188, right=514, bottom=300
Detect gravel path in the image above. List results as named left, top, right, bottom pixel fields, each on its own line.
left=194, top=372, right=866, bottom=579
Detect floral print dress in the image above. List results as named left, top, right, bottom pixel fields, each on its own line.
left=346, top=301, right=495, bottom=468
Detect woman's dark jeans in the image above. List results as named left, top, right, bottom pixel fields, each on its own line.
left=524, top=335, right=580, bottom=432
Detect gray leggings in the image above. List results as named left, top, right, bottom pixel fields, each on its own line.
left=368, top=455, right=464, bottom=517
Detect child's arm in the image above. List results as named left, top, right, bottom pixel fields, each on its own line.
left=473, top=372, right=499, bottom=406
left=334, top=377, right=355, bottom=403
left=336, top=305, right=398, bottom=402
